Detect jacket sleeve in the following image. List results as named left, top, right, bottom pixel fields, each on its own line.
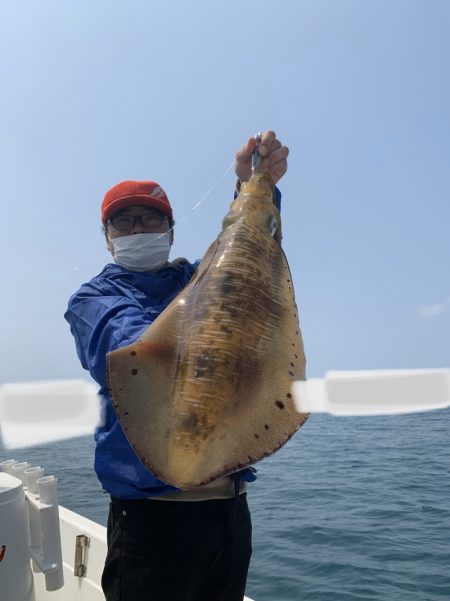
left=65, top=289, right=153, bottom=389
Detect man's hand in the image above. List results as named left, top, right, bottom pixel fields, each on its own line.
left=235, top=130, right=289, bottom=185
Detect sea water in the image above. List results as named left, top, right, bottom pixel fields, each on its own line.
left=1, top=407, right=449, bottom=601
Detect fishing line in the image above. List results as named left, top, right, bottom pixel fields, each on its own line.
left=14, top=159, right=236, bottom=280
left=109, top=159, right=236, bottom=257
left=114, top=131, right=261, bottom=257
left=171, top=159, right=235, bottom=231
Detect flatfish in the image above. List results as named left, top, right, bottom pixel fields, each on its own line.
left=107, top=171, right=308, bottom=489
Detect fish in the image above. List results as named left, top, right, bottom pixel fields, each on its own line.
left=107, top=171, right=308, bottom=489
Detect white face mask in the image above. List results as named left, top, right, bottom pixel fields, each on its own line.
left=110, top=232, right=171, bottom=272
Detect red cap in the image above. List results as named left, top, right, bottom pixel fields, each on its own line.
left=101, top=180, right=173, bottom=225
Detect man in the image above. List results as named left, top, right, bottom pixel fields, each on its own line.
left=65, top=131, right=289, bottom=601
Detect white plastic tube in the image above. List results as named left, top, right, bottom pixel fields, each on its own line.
left=11, top=462, right=32, bottom=485
left=292, top=368, right=450, bottom=416
left=0, top=459, right=18, bottom=474
left=25, top=468, right=45, bottom=574
left=25, top=467, right=45, bottom=495
left=37, top=476, right=64, bottom=591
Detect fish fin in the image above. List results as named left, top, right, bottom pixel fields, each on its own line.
left=107, top=301, right=182, bottom=479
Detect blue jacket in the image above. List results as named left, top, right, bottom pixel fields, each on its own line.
left=65, top=260, right=258, bottom=498
left=65, top=187, right=281, bottom=499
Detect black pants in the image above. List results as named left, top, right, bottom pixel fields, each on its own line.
left=102, top=494, right=252, bottom=601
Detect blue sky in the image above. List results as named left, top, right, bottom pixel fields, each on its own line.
left=1, top=0, right=449, bottom=384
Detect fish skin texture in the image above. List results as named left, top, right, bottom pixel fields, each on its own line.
left=107, top=172, right=308, bottom=489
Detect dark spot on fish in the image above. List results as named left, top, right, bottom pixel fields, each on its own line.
left=248, top=455, right=254, bottom=462
left=289, top=371, right=295, bottom=377
left=287, top=279, right=291, bottom=283
left=275, top=400, right=285, bottom=410
left=286, top=393, right=292, bottom=399
left=194, top=348, right=219, bottom=378
left=220, top=275, right=237, bottom=295
left=130, top=351, right=136, bottom=356
left=296, top=330, right=299, bottom=335
left=220, top=324, right=232, bottom=334
left=294, top=354, right=298, bottom=358
left=124, top=411, right=129, bottom=416
left=131, top=369, right=138, bottom=375
left=220, top=301, right=239, bottom=317
left=181, top=413, right=199, bottom=430
left=254, top=434, right=260, bottom=439
left=292, top=343, right=295, bottom=347
left=264, top=424, right=269, bottom=430
left=293, top=314, right=297, bottom=318
left=290, top=362, right=294, bottom=367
